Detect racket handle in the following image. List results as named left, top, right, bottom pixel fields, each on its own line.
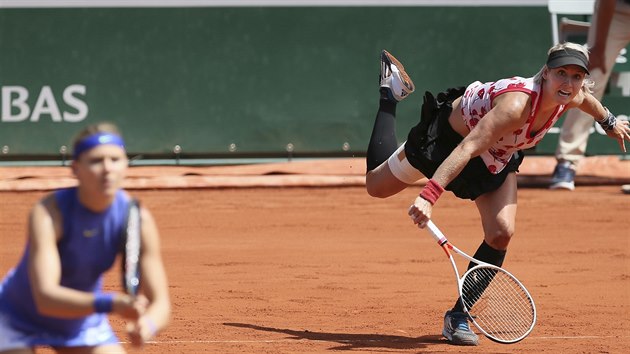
left=426, top=220, right=448, bottom=245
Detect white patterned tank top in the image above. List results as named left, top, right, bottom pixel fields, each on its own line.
left=461, top=76, right=568, bottom=174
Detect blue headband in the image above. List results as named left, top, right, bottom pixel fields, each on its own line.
left=73, top=132, right=126, bottom=159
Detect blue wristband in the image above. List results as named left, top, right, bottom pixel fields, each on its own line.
left=94, top=293, right=115, bottom=313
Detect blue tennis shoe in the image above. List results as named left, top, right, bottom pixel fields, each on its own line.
left=442, top=310, right=479, bottom=346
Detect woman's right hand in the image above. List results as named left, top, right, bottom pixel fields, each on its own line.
left=114, top=293, right=149, bottom=320
left=408, top=196, right=433, bottom=228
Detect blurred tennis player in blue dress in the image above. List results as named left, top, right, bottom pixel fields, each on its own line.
left=0, top=122, right=171, bottom=353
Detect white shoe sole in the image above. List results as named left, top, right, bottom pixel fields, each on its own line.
left=381, top=50, right=415, bottom=93
left=549, top=181, right=575, bottom=191
left=380, top=50, right=415, bottom=101
left=442, top=329, right=479, bottom=346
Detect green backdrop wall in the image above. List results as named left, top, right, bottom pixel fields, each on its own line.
left=0, top=5, right=627, bottom=162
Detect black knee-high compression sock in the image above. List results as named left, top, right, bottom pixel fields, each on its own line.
left=366, top=98, right=398, bottom=172
left=451, top=241, right=507, bottom=313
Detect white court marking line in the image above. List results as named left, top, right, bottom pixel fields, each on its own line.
left=123, top=335, right=629, bottom=344
left=536, top=335, right=628, bottom=340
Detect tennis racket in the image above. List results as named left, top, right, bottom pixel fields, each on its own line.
left=425, top=220, right=536, bottom=344
left=122, top=199, right=141, bottom=297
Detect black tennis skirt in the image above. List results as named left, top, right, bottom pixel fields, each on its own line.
left=404, top=87, right=524, bottom=201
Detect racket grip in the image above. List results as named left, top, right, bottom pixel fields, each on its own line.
left=426, top=220, right=448, bottom=245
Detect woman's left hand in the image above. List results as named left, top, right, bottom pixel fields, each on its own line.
left=609, top=118, right=630, bottom=152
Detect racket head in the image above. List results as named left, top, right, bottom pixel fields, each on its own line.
left=459, top=264, right=536, bottom=344
left=122, top=199, right=141, bottom=296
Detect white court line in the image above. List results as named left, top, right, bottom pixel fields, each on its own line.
left=535, top=335, right=628, bottom=340
left=142, top=340, right=297, bottom=344
left=128, top=339, right=408, bottom=344
left=123, top=335, right=629, bottom=344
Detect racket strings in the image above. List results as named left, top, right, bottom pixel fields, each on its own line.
left=462, top=267, right=535, bottom=342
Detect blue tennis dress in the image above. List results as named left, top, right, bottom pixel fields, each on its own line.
left=0, top=187, right=130, bottom=350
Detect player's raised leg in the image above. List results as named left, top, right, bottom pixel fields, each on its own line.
left=366, top=50, right=422, bottom=198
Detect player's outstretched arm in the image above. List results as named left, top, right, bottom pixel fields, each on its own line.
left=578, top=91, right=630, bottom=152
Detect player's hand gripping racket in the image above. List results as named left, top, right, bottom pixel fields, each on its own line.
left=425, top=220, right=536, bottom=344
left=122, top=199, right=141, bottom=297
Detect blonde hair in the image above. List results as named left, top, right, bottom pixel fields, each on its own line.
left=533, top=42, right=594, bottom=92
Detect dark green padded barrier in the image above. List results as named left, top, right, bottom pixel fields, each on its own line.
left=0, top=6, right=626, bottom=160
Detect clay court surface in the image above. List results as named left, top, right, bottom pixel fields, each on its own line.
left=0, top=158, right=629, bottom=353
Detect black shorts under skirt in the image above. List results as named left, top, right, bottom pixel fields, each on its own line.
left=404, top=87, right=524, bottom=201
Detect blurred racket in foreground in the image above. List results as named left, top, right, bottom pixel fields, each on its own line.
left=122, top=199, right=141, bottom=297
left=425, top=220, right=536, bottom=344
